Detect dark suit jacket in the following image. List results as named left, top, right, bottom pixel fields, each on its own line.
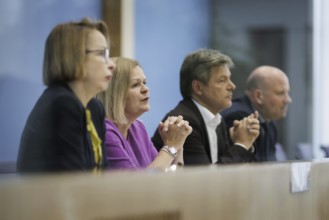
left=151, top=98, right=253, bottom=165
left=17, top=84, right=107, bottom=173
left=221, top=95, right=277, bottom=162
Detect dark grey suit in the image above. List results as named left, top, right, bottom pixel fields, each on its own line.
left=221, top=95, right=277, bottom=162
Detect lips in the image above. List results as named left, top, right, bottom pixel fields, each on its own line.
left=105, top=75, right=112, bottom=81
left=141, top=97, right=149, bottom=102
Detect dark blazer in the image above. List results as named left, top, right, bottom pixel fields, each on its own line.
left=17, top=84, right=107, bottom=173
left=151, top=98, right=253, bottom=165
left=221, top=95, right=277, bottom=162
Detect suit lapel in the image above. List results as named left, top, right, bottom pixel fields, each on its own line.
left=183, top=99, right=212, bottom=161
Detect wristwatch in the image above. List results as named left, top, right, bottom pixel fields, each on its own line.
left=161, top=145, right=178, bottom=158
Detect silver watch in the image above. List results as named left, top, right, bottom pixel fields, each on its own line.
left=163, top=145, right=177, bottom=157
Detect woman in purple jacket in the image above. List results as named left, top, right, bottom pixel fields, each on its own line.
left=97, top=57, right=192, bottom=170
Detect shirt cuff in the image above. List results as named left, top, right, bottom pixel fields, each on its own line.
left=234, top=142, right=255, bottom=152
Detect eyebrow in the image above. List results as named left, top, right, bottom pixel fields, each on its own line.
left=131, top=77, right=146, bottom=81
left=217, top=75, right=229, bottom=79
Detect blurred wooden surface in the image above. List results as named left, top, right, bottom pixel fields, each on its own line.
left=0, top=160, right=328, bottom=220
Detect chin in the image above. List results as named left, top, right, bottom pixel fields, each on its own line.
left=102, top=82, right=110, bottom=91
left=223, top=102, right=232, bottom=109
left=96, top=83, right=109, bottom=94
left=138, top=107, right=149, bottom=115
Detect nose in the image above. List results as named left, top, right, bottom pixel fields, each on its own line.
left=108, top=59, right=116, bottom=73
left=229, top=79, right=236, bottom=91
left=142, top=84, right=149, bottom=93
left=285, top=93, right=292, bottom=104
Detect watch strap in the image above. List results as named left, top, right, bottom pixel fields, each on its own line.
left=160, top=145, right=177, bottom=158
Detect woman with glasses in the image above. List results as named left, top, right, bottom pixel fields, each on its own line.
left=97, top=57, right=192, bottom=170
left=17, top=17, right=115, bottom=173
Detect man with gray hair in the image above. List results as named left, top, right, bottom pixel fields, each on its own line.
left=152, top=49, right=260, bottom=165
left=221, top=66, right=292, bottom=162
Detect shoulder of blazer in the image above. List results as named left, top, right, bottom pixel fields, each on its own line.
left=31, top=85, right=84, bottom=119
left=232, top=96, right=253, bottom=111
left=52, top=87, right=84, bottom=111
left=177, top=99, right=210, bottom=139
left=222, top=95, right=254, bottom=118
left=171, top=99, right=205, bottom=126
left=87, top=98, right=104, bottom=116
left=45, top=84, right=82, bottom=106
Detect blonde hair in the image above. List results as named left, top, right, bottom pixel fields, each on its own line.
left=43, top=17, right=110, bottom=85
left=97, top=57, right=140, bottom=124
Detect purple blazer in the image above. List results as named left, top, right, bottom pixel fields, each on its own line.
left=105, top=119, right=158, bottom=169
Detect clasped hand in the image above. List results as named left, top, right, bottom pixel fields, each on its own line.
left=158, top=115, right=192, bottom=151
left=229, top=111, right=260, bottom=150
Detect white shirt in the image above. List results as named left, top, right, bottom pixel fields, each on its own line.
left=192, top=99, right=222, bottom=164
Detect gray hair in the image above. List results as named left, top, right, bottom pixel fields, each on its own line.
left=180, top=49, right=233, bottom=98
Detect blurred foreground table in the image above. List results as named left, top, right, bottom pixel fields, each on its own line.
left=0, top=160, right=328, bottom=220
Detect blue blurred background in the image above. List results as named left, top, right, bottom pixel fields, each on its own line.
left=1, top=0, right=321, bottom=165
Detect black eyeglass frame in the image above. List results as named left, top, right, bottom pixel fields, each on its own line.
left=86, top=48, right=110, bottom=64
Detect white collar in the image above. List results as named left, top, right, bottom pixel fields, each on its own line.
left=192, top=99, right=222, bottom=128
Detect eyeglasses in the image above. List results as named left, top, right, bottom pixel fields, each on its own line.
left=86, top=48, right=110, bottom=64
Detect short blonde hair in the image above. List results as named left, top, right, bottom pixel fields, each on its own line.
left=97, top=57, right=140, bottom=124
left=43, top=17, right=110, bottom=85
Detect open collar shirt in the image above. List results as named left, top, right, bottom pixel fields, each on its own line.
left=192, top=99, right=222, bottom=163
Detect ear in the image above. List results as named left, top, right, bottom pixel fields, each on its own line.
left=191, top=80, right=203, bottom=96
left=254, top=89, right=263, bottom=105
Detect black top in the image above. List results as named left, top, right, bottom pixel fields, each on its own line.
left=221, top=95, right=277, bottom=162
left=151, top=98, right=253, bottom=165
left=17, top=84, right=107, bottom=173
